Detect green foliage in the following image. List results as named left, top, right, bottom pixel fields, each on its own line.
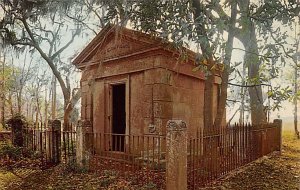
left=6, top=113, right=27, bottom=128
left=0, top=141, right=43, bottom=162
left=0, top=64, right=18, bottom=91
left=100, top=0, right=212, bottom=50
left=251, top=0, right=300, bottom=25
left=0, top=142, right=22, bottom=161
left=267, top=86, right=293, bottom=110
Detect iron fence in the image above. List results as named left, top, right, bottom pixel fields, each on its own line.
left=88, top=132, right=167, bottom=189
left=22, top=123, right=77, bottom=164
left=187, top=123, right=281, bottom=189
left=19, top=121, right=281, bottom=189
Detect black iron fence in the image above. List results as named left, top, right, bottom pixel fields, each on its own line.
left=88, top=133, right=167, bottom=188
left=17, top=120, right=281, bottom=189
left=187, top=123, right=281, bottom=189
left=22, top=122, right=76, bottom=165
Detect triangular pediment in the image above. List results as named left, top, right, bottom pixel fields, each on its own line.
left=91, top=33, right=154, bottom=62
left=73, top=25, right=160, bottom=67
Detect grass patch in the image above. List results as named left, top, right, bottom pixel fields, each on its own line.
left=0, top=170, right=21, bottom=189
left=282, top=130, right=300, bottom=150
left=282, top=130, right=300, bottom=161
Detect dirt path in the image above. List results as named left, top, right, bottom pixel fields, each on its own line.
left=1, top=131, right=299, bottom=190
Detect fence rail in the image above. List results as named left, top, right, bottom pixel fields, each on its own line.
left=22, top=122, right=77, bottom=164
left=15, top=120, right=281, bottom=189
left=187, top=123, right=281, bottom=188
left=87, top=132, right=167, bottom=189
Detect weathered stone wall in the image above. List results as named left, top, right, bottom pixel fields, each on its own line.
left=80, top=51, right=222, bottom=138
left=171, top=73, right=204, bottom=137
left=92, top=80, right=105, bottom=134
left=130, top=72, right=145, bottom=135
left=143, top=64, right=173, bottom=135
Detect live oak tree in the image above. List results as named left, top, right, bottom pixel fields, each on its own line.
left=72, top=0, right=236, bottom=127
left=76, top=0, right=299, bottom=126
left=2, top=0, right=298, bottom=128
left=237, top=0, right=299, bottom=125
left=0, top=0, right=81, bottom=129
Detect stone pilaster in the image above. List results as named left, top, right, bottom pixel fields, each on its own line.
left=76, top=120, right=93, bottom=168
left=166, top=120, right=187, bottom=190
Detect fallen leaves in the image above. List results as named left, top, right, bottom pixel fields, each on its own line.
left=0, top=130, right=299, bottom=190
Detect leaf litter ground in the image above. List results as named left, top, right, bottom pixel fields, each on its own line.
left=0, top=130, right=299, bottom=190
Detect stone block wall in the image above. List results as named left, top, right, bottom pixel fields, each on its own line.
left=80, top=53, right=221, bottom=138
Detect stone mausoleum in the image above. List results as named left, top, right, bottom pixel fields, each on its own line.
left=73, top=25, right=222, bottom=139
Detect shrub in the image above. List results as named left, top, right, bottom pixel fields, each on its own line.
left=0, top=142, right=22, bottom=161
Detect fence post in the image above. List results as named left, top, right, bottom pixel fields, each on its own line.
left=166, top=120, right=187, bottom=190
left=8, top=115, right=26, bottom=147
left=46, top=120, right=52, bottom=162
left=261, top=129, right=267, bottom=156
left=51, top=120, right=61, bottom=164
left=52, top=120, right=61, bottom=164
left=76, top=120, right=92, bottom=168
left=46, top=120, right=61, bottom=164
left=273, top=119, right=282, bottom=154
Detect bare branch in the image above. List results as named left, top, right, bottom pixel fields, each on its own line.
left=66, top=14, right=98, bottom=35
left=20, top=17, right=70, bottom=101
left=232, top=47, right=280, bottom=59
left=228, top=82, right=272, bottom=88
left=50, top=29, right=79, bottom=60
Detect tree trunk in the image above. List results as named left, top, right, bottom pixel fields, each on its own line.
left=243, top=25, right=267, bottom=125
left=35, top=95, right=41, bottom=127
left=44, top=89, right=48, bottom=128
left=214, top=70, right=228, bottom=127
left=63, top=89, right=81, bottom=131
left=192, top=0, right=216, bottom=128
left=1, top=52, right=5, bottom=127
left=64, top=103, right=72, bottom=131
left=294, top=61, right=299, bottom=138
left=238, top=0, right=267, bottom=125
left=214, top=1, right=237, bottom=127
left=51, top=76, right=57, bottom=120
left=21, top=18, right=73, bottom=131
left=8, top=93, right=14, bottom=117
left=239, top=63, right=246, bottom=124
left=17, top=88, right=23, bottom=114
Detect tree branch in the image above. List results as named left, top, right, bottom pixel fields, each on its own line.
left=232, top=47, right=280, bottom=59
left=50, top=29, right=79, bottom=60
left=20, top=17, right=70, bottom=102
left=66, top=14, right=98, bottom=35
left=228, top=82, right=272, bottom=88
